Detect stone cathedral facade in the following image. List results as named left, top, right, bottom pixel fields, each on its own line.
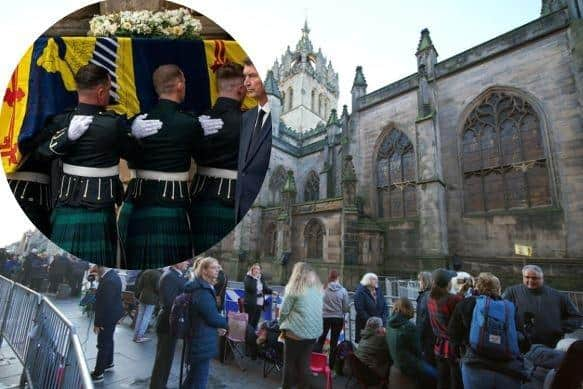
left=212, top=1, right=583, bottom=290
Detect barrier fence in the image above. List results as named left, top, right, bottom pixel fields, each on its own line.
left=0, top=275, right=93, bottom=389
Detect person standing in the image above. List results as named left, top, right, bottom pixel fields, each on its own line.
left=48, top=253, right=71, bottom=293
left=315, top=269, right=349, bottom=368
left=38, top=64, right=161, bottom=267
left=416, top=271, right=437, bottom=388
left=354, top=272, right=388, bottom=342
left=448, top=273, right=524, bottom=389
left=235, top=58, right=272, bottom=222
left=122, top=64, right=202, bottom=269
left=150, top=260, right=189, bottom=389
left=91, top=265, right=123, bottom=383
left=427, top=268, right=463, bottom=389
left=214, top=264, right=228, bottom=312
left=183, top=257, right=227, bottom=389
left=190, top=63, right=245, bottom=253
left=133, top=268, right=161, bottom=343
left=243, top=263, right=273, bottom=329
left=279, top=262, right=323, bottom=389
left=502, top=264, right=582, bottom=348
left=69, top=258, right=89, bottom=297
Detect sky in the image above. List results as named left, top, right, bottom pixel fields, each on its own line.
left=0, top=0, right=541, bottom=246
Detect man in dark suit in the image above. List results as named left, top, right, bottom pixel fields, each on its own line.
left=149, top=260, right=190, bottom=389
left=235, top=58, right=272, bottom=222
left=91, top=265, right=123, bottom=383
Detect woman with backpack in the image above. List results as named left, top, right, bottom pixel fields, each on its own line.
left=448, top=272, right=525, bottom=389
left=354, top=272, right=388, bottom=343
left=182, top=257, right=227, bottom=389
left=279, top=262, right=323, bottom=389
left=315, top=269, right=350, bottom=368
left=427, top=268, right=463, bottom=389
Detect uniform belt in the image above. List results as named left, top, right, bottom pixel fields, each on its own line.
left=63, top=163, right=119, bottom=178
left=197, top=166, right=237, bottom=180
left=6, top=172, right=49, bottom=184
left=136, top=169, right=189, bottom=181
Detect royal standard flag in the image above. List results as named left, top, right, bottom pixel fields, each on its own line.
left=1, top=36, right=254, bottom=173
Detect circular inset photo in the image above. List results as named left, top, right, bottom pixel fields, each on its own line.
left=0, top=1, right=272, bottom=269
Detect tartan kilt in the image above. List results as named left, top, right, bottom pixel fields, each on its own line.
left=50, top=206, right=117, bottom=267
left=117, top=200, right=133, bottom=265
left=124, top=206, right=192, bottom=269
left=189, top=199, right=236, bottom=255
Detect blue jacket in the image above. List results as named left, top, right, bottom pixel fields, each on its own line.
left=354, top=284, right=388, bottom=336
left=235, top=107, right=272, bottom=222
left=186, top=277, right=227, bottom=363
left=94, top=269, right=123, bottom=327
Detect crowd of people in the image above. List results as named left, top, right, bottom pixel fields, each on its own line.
left=0, top=247, right=89, bottom=296
left=19, top=255, right=580, bottom=389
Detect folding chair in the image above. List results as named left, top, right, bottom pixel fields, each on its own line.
left=120, top=291, right=138, bottom=327
left=310, top=352, right=333, bottom=389
left=261, top=326, right=283, bottom=378
left=224, top=311, right=248, bottom=371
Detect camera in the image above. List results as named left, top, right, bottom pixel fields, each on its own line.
left=87, top=273, right=96, bottom=283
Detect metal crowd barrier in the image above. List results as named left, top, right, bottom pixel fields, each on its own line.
left=0, top=275, right=93, bottom=389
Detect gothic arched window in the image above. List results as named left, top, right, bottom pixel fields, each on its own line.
left=311, top=89, right=316, bottom=112
left=281, top=91, right=286, bottom=113
left=305, top=219, right=324, bottom=259
left=462, top=91, right=551, bottom=212
left=304, top=171, right=320, bottom=202
left=269, top=166, right=287, bottom=206
left=265, top=223, right=277, bottom=257
left=319, top=93, right=324, bottom=117
left=287, top=87, right=293, bottom=111
left=376, top=129, right=417, bottom=218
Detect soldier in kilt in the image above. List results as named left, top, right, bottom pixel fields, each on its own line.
left=190, top=63, right=245, bottom=254
left=39, top=64, right=162, bottom=267
left=121, top=64, right=201, bottom=269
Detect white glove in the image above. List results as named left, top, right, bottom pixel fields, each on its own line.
left=198, top=115, right=224, bottom=136
left=67, top=115, right=93, bottom=141
left=131, top=114, right=163, bottom=139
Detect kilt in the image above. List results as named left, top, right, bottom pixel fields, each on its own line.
left=189, top=199, right=236, bottom=254
left=124, top=205, right=192, bottom=269
left=50, top=206, right=117, bottom=267
left=117, top=200, right=133, bottom=266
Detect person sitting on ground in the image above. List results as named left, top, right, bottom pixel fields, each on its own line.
left=448, top=272, right=525, bottom=389
left=543, top=339, right=583, bottom=389
left=387, top=297, right=435, bottom=389
left=354, top=316, right=391, bottom=379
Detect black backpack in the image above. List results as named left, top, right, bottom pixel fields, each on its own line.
left=169, top=291, right=192, bottom=339
left=333, top=340, right=355, bottom=376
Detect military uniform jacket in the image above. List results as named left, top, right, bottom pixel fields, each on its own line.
left=125, top=99, right=201, bottom=207
left=195, top=97, right=241, bottom=170
left=39, top=103, right=137, bottom=209
left=190, top=97, right=241, bottom=205
left=8, top=113, right=67, bottom=211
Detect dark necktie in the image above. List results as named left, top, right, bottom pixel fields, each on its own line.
left=247, top=108, right=265, bottom=159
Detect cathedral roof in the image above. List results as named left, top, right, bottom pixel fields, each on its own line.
left=264, top=70, right=281, bottom=98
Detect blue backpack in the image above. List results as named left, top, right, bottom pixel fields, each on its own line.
left=469, top=296, right=520, bottom=360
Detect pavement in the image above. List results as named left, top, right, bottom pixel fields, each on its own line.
left=0, top=294, right=350, bottom=389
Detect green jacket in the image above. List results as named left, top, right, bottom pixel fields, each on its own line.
left=136, top=269, right=161, bottom=305
left=279, top=286, right=323, bottom=340
left=386, top=312, right=422, bottom=377
left=355, top=327, right=391, bottom=374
